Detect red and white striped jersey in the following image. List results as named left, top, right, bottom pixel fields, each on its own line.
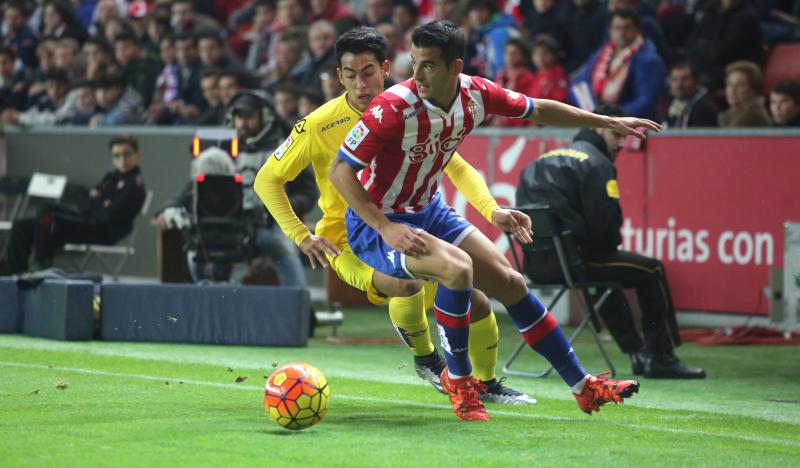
left=337, top=74, right=535, bottom=213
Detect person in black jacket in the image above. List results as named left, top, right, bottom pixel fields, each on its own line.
left=516, top=105, right=705, bottom=379
left=663, top=62, right=719, bottom=128
left=7, top=135, right=146, bottom=274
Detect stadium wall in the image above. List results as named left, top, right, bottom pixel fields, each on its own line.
left=2, top=127, right=798, bottom=315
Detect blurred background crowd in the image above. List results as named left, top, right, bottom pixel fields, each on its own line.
left=1, top=0, right=798, bottom=131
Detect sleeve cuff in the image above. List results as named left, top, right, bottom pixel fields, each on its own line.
left=337, top=147, right=367, bottom=170
left=520, top=96, right=535, bottom=119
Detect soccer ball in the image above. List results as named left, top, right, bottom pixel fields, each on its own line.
left=264, top=362, right=330, bottom=430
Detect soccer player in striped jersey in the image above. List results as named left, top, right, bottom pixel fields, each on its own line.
left=330, top=20, right=661, bottom=421
left=254, top=27, right=534, bottom=405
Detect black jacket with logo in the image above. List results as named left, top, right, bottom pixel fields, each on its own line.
left=78, top=166, right=146, bottom=242
left=516, top=129, right=622, bottom=254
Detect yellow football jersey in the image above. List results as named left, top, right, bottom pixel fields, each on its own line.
left=265, top=93, right=360, bottom=247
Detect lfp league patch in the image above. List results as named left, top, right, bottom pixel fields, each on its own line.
left=345, top=121, right=369, bottom=150
left=273, top=135, right=294, bottom=160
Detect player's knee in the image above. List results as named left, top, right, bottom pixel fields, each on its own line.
left=396, top=279, right=423, bottom=297
left=469, top=289, right=491, bottom=321
left=440, top=250, right=473, bottom=289
left=504, top=268, right=528, bottom=295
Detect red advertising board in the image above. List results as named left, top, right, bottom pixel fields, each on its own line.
left=441, top=133, right=800, bottom=315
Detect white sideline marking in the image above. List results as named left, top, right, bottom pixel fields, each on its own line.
left=1, top=361, right=796, bottom=448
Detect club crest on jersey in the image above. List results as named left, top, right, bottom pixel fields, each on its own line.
left=467, top=98, right=478, bottom=118
left=370, top=105, right=383, bottom=123
left=345, top=121, right=369, bottom=150
left=273, top=135, right=294, bottom=160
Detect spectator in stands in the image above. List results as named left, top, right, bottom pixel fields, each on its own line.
left=298, top=89, right=325, bottom=116
left=530, top=34, right=570, bottom=104
left=113, top=31, right=161, bottom=106
left=375, top=22, right=405, bottom=60
left=276, top=0, right=307, bottom=32
left=686, top=0, right=763, bottom=90
left=567, top=0, right=607, bottom=73
left=218, top=67, right=249, bottom=107
left=391, top=50, right=413, bottom=83
left=718, top=60, right=771, bottom=127
left=195, top=68, right=225, bottom=125
left=101, top=16, right=134, bottom=46
left=0, top=47, right=28, bottom=112
left=147, top=35, right=181, bottom=125
left=769, top=79, right=800, bottom=127
left=197, top=30, right=237, bottom=71
left=242, top=0, right=280, bottom=74
left=521, top=0, right=571, bottom=65
left=362, top=0, right=391, bottom=26
left=41, top=0, right=88, bottom=44
left=301, top=20, right=337, bottom=89
left=170, top=0, right=220, bottom=35
left=310, top=0, right=358, bottom=31
left=53, top=37, right=82, bottom=84
left=318, top=63, right=344, bottom=101
left=6, top=135, right=146, bottom=274
left=274, top=82, right=300, bottom=128
left=174, top=33, right=204, bottom=110
left=2, top=1, right=38, bottom=69
left=30, top=38, right=57, bottom=94
left=464, top=0, right=519, bottom=78
left=432, top=0, right=466, bottom=23
left=664, top=62, right=719, bottom=128
left=492, top=37, right=535, bottom=127
left=89, top=0, right=123, bottom=38
left=574, top=8, right=666, bottom=120
left=605, top=0, right=667, bottom=60
left=263, top=31, right=311, bottom=93
left=83, top=37, right=118, bottom=81
left=516, top=105, right=706, bottom=380
left=126, top=0, right=150, bottom=44
left=392, top=0, right=419, bottom=35
left=144, top=9, right=172, bottom=54
left=90, top=72, right=145, bottom=126
left=66, top=79, right=97, bottom=125
left=1, top=69, right=71, bottom=126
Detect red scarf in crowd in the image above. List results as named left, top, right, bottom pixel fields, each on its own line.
left=590, top=35, right=643, bottom=105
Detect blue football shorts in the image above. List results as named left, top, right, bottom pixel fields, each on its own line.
left=345, top=192, right=477, bottom=279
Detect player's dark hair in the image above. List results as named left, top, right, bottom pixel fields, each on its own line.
left=108, top=135, right=139, bottom=152
left=594, top=104, right=625, bottom=118
left=609, top=8, right=640, bottom=28
left=335, top=26, right=388, bottom=66
left=411, top=20, right=465, bottom=66
left=772, top=79, right=800, bottom=103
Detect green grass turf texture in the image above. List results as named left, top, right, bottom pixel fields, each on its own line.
left=1, top=307, right=798, bottom=467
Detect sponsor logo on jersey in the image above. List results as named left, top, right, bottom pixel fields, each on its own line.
left=370, top=105, right=383, bottom=123
left=403, top=106, right=425, bottom=120
left=293, top=119, right=307, bottom=134
left=345, top=121, right=369, bottom=149
left=273, top=135, right=294, bottom=160
left=320, top=116, right=351, bottom=132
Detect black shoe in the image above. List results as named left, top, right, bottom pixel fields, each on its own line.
left=413, top=350, right=447, bottom=394
left=644, top=354, right=706, bottom=379
left=477, top=377, right=537, bottom=405
left=630, top=348, right=651, bottom=376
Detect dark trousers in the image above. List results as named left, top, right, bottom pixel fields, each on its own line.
left=7, top=204, right=111, bottom=274
left=524, top=248, right=681, bottom=355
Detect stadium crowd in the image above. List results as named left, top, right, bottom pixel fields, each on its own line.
left=0, top=0, right=798, bottom=129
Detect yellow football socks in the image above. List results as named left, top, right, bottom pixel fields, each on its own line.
left=388, top=289, right=435, bottom=357
left=469, top=311, right=499, bottom=382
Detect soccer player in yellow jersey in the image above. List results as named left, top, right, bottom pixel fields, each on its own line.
left=254, top=27, right=533, bottom=404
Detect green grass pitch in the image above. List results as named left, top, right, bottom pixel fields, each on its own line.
left=1, top=307, right=798, bottom=467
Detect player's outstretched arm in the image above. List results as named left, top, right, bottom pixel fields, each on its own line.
left=529, top=99, right=662, bottom=140
left=328, top=158, right=428, bottom=256
left=255, top=164, right=339, bottom=268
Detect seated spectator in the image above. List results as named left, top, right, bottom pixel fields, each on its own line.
left=6, top=135, right=146, bottom=274
left=65, top=79, right=97, bottom=125
left=170, top=0, right=221, bottom=35
left=197, top=29, right=239, bottom=71
left=521, top=0, right=571, bottom=64
left=2, top=1, right=38, bottom=69
left=263, top=30, right=311, bottom=93
left=605, top=0, right=667, bottom=60
left=274, top=82, right=300, bottom=128
left=363, top=0, right=392, bottom=27
left=301, top=20, right=337, bottom=89
left=530, top=34, right=570, bottom=104
left=0, top=47, right=28, bottom=112
left=83, top=37, right=118, bottom=82
left=770, top=79, right=800, bottom=127
left=147, top=35, right=181, bottom=125
left=174, top=33, right=204, bottom=109
left=298, top=89, right=325, bottom=115
left=516, top=105, right=705, bottom=379
left=218, top=67, right=251, bottom=108
left=574, top=8, right=666, bottom=119
left=113, top=31, right=161, bottom=106
left=464, top=0, right=519, bottom=78
left=101, top=17, right=135, bottom=48
left=663, top=62, right=719, bottom=128
left=41, top=0, right=88, bottom=44
left=311, top=0, right=358, bottom=27
left=90, top=72, right=145, bottom=127
left=392, top=0, right=419, bottom=36
left=718, top=60, right=771, bottom=127
left=195, top=68, right=225, bottom=125
left=493, top=38, right=535, bottom=127
left=53, top=37, right=83, bottom=84
left=375, top=22, right=405, bottom=60
left=686, top=0, right=763, bottom=90
left=242, top=0, right=280, bottom=72
left=89, top=0, right=123, bottom=38
left=1, top=69, right=71, bottom=126
left=318, top=63, right=344, bottom=101
left=567, top=0, right=607, bottom=73
left=432, top=0, right=466, bottom=24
